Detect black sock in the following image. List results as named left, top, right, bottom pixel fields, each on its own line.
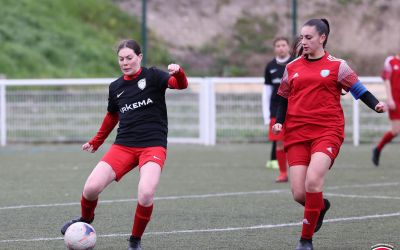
left=270, top=141, right=277, bottom=160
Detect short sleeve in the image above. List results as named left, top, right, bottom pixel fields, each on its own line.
left=381, top=57, right=393, bottom=80
left=264, top=64, right=272, bottom=85
left=338, top=61, right=359, bottom=91
left=150, top=67, right=170, bottom=90
left=277, top=68, right=290, bottom=98
left=107, top=86, right=119, bottom=113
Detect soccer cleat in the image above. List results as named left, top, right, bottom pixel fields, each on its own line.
left=275, top=174, right=288, bottom=183
left=128, top=237, right=142, bottom=250
left=61, top=216, right=94, bottom=235
left=295, top=239, right=313, bottom=250
left=372, top=147, right=381, bottom=167
left=266, top=160, right=279, bottom=169
left=314, top=199, right=330, bottom=233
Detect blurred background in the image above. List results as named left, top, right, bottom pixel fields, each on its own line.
left=0, top=0, right=399, bottom=78
left=0, top=0, right=398, bottom=145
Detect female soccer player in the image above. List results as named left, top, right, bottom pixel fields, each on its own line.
left=372, top=53, right=400, bottom=166
left=262, top=37, right=294, bottom=182
left=61, top=39, right=188, bottom=250
left=272, top=19, right=386, bottom=250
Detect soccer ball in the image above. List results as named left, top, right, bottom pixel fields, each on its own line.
left=64, top=222, right=96, bottom=250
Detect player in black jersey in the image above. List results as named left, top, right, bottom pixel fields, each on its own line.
left=262, top=37, right=294, bottom=182
left=60, top=39, right=188, bottom=250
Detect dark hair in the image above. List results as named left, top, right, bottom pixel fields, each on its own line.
left=116, top=39, right=142, bottom=55
left=291, top=36, right=303, bottom=57
left=303, top=18, right=330, bottom=48
left=273, top=37, right=289, bottom=46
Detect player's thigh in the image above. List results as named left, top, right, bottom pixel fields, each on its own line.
left=290, top=165, right=307, bottom=193
left=84, top=161, right=116, bottom=196
left=305, top=152, right=331, bottom=192
left=139, top=161, right=162, bottom=192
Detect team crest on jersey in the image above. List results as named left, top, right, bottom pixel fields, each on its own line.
left=138, top=79, right=146, bottom=90
left=320, top=69, right=330, bottom=77
left=394, top=65, right=399, bottom=70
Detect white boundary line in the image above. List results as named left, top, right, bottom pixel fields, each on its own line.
left=1, top=212, right=399, bottom=244
left=0, top=182, right=399, bottom=210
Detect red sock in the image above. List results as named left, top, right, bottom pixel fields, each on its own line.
left=276, top=149, right=287, bottom=176
left=301, top=192, right=323, bottom=240
left=377, top=131, right=396, bottom=151
left=81, top=195, right=97, bottom=222
left=132, top=203, right=153, bottom=239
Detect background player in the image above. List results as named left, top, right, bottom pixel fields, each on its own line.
left=262, top=37, right=294, bottom=182
left=272, top=19, right=386, bottom=250
left=60, top=39, right=188, bottom=250
left=372, top=52, right=400, bottom=166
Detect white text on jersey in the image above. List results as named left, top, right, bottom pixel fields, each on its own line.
left=120, top=98, right=153, bottom=113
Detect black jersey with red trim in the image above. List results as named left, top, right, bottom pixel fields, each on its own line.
left=107, top=67, right=170, bottom=148
left=264, top=56, right=294, bottom=117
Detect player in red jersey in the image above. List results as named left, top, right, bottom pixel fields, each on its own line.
left=60, top=39, right=188, bottom=250
left=272, top=19, right=386, bottom=250
left=263, top=37, right=294, bottom=182
left=372, top=53, right=400, bottom=166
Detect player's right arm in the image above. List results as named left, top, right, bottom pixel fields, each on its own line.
left=83, top=85, right=120, bottom=153
left=82, top=112, right=119, bottom=153
left=272, top=68, right=290, bottom=134
left=262, top=63, right=272, bottom=124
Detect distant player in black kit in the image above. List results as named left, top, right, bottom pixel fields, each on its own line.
left=61, top=39, right=188, bottom=250
left=262, top=37, right=294, bottom=182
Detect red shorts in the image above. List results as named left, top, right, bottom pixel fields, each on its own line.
left=100, top=144, right=167, bottom=181
left=388, top=102, right=400, bottom=120
left=286, top=135, right=343, bottom=168
left=268, top=117, right=285, bottom=141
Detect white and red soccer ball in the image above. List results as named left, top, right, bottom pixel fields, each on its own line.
left=64, top=222, right=96, bottom=250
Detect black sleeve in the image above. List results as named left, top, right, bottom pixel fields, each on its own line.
left=264, top=63, right=272, bottom=85
left=359, top=91, right=379, bottom=112
left=107, top=85, right=119, bottom=113
left=150, top=67, right=170, bottom=90
left=275, top=95, right=288, bottom=124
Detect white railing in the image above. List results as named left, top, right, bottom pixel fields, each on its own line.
left=0, top=76, right=391, bottom=146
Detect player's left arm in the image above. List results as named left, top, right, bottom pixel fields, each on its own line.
left=339, top=61, right=386, bottom=113
left=167, top=64, right=188, bottom=89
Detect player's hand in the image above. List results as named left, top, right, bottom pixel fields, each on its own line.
left=375, top=102, right=386, bottom=113
left=168, top=64, right=180, bottom=75
left=82, top=142, right=97, bottom=153
left=387, top=99, right=396, bottom=110
left=272, top=123, right=283, bottom=134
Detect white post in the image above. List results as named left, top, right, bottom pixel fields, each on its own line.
left=199, top=78, right=209, bottom=145
left=199, top=78, right=216, bottom=145
left=353, top=98, right=360, bottom=146
left=208, top=78, right=216, bottom=145
left=0, top=75, right=6, bottom=146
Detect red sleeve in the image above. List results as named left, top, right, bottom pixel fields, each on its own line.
left=277, top=68, right=290, bottom=99
left=88, top=112, right=119, bottom=150
left=168, top=67, right=188, bottom=89
left=338, top=61, right=359, bottom=91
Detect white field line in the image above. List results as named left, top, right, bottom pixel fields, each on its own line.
left=325, top=193, right=400, bottom=200
left=0, top=182, right=398, bottom=210
left=1, top=211, right=399, bottom=244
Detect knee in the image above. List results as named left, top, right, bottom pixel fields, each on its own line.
left=305, top=177, right=323, bottom=193
left=138, top=186, right=156, bottom=206
left=83, top=181, right=102, bottom=200
left=291, top=189, right=305, bottom=204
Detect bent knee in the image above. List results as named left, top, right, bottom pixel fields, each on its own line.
left=83, top=182, right=103, bottom=199
left=291, top=190, right=305, bottom=204
left=138, top=188, right=156, bottom=205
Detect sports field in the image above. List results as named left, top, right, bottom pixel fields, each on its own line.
left=0, top=143, right=398, bottom=250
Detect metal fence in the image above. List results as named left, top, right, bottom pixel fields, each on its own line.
left=0, top=77, right=394, bottom=146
